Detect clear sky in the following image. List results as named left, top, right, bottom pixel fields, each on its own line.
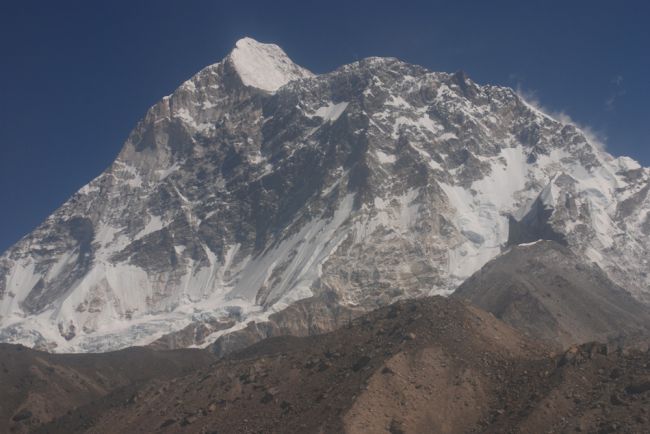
left=1, top=0, right=648, bottom=252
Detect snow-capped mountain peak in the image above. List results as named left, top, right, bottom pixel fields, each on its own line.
left=228, top=36, right=313, bottom=92
left=1, top=39, right=649, bottom=353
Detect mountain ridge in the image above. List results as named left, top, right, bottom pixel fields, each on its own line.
left=1, top=37, right=649, bottom=352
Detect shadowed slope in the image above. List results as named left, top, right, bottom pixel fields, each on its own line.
left=0, top=344, right=215, bottom=432
left=453, top=240, right=650, bottom=349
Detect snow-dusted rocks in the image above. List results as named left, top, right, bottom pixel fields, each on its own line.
left=1, top=38, right=649, bottom=352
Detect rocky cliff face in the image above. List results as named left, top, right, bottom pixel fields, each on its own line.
left=1, top=37, right=648, bottom=352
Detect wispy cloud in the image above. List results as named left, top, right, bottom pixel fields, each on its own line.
left=605, top=75, right=625, bottom=111
left=514, top=84, right=608, bottom=152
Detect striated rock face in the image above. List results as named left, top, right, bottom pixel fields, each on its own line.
left=209, top=291, right=360, bottom=357
left=1, top=37, right=649, bottom=352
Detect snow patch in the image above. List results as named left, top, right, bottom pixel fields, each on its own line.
left=307, top=101, right=349, bottom=122
left=518, top=240, right=543, bottom=247
left=375, top=150, right=396, bottom=164
left=134, top=215, right=164, bottom=240
left=155, top=163, right=181, bottom=180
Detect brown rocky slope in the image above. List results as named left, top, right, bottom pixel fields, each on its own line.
left=33, top=297, right=650, bottom=434
left=0, top=345, right=215, bottom=433
left=453, top=240, right=650, bottom=350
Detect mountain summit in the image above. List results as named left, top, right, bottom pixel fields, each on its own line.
left=228, top=37, right=313, bottom=91
left=1, top=38, right=649, bottom=352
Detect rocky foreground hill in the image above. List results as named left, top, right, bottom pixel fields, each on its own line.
left=1, top=296, right=647, bottom=434
left=0, top=344, right=214, bottom=432
left=453, top=240, right=650, bottom=350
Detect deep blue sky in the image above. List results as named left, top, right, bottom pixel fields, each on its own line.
left=1, top=0, right=649, bottom=252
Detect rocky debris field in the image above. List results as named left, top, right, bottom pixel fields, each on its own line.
left=0, top=345, right=215, bottom=433
left=16, top=297, right=649, bottom=434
